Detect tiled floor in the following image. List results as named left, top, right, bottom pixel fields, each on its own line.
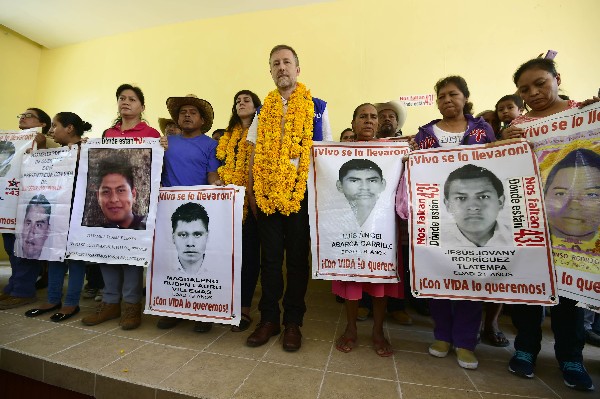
left=0, top=264, right=599, bottom=399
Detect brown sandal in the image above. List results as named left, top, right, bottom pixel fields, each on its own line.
left=335, top=334, right=357, bottom=353
left=373, top=338, right=393, bottom=357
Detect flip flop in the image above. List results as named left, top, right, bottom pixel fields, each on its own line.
left=335, top=334, right=357, bottom=353
left=373, top=338, right=393, bottom=357
left=482, top=330, right=510, bottom=347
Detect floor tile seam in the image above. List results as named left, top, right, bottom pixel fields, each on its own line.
left=326, top=369, right=397, bottom=383
left=146, top=326, right=177, bottom=343
left=477, top=389, right=560, bottom=399
left=96, top=340, right=153, bottom=373
left=93, top=369, right=164, bottom=391
left=200, top=327, right=234, bottom=352
left=156, top=350, right=203, bottom=386
left=315, top=305, right=344, bottom=399
left=460, top=365, right=484, bottom=398
left=67, top=323, right=121, bottom=334
left=139, top=340, right=203, bottom=354
left=0, top=321, right=63, bottom=346
left=258, top=358, right=324, bottom=373
left=229, top=335, right=280, bottom=399
left=530, top=375, right=563, bottom=399
left=104, top=330, right=170, bottom=344
left=386, top=326, right=403, bottom=399
left=38, top=330, right=104, bottom=358
left=398, top=381, right=491, bottom=394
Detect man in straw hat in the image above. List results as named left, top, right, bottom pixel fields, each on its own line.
left=156, top=94, right=222, bottom=333
left=375, top=100, right=407, bottom=138
left=158, top=118, right=181, bottom=136
left=245, top=44, right=332, bottom=352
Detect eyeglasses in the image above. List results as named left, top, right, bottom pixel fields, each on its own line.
left=17, top=113, right=39, bottom=120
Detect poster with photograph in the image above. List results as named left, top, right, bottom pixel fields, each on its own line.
left=66, top=138, right=163, bottom=266
left=14, top=147, right=77, bottom=261
left=145, top=186, right=244, bottom=325
left=0, top=129, right=36, bottom=232
left=517, top=103, right=600, bottom=308
left=309, top=141, right=409, bottom=283
left=406, top=140, right=556, bottom=304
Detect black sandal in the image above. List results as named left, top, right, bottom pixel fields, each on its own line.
left=231, top=313, right=252, bottom=332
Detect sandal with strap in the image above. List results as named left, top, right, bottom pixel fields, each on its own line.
left=335, top=334, right=357, bottom=353
left=482, top=330, right=510, bottom=347
left=373, top=338, right=393, bottom=357
left=231, top=313, right=252, bottom=332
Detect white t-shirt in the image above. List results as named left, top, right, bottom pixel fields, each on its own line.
left=432, top=124, right=463, bottom=148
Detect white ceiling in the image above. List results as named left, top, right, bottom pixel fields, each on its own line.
left=0, top=0, right=331, bottom=48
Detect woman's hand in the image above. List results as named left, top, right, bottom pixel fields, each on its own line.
left=34, top=132, right=47, bottom=149
left=579, top=96, right=600, bottom=108
left=500, top=125, right=525, bottom=140
left=407, top=137, right=419, bottom=151
left=159, top=136, right=168, bottom=150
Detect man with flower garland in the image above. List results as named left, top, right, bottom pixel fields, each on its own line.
left=246, top=44, right=332, bottom=351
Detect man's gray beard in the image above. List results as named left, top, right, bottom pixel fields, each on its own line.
left=377, top=125, right=395, bottom=138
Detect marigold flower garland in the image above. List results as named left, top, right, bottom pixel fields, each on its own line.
left=253, top=82, right=314, bottom=215
left=216, top=124, right=250, bottom=220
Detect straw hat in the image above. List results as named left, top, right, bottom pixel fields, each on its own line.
left=166, top=94, right=214, bottom=133
left=158, top=118, right=176, bottom=135
left=374, top=100, right=407, bottom=130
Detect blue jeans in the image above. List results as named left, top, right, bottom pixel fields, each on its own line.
left=47, top=259, right=86, bottom=307
left=2, top=233, right=43, bottom=298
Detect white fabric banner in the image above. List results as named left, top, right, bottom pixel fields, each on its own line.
left=406, top=140, right=557, bottom=304
left=14, top=147, right=77, bottom=261
left=517, top=103, right=600, bottom=308
left=66, top=138, right=163, bottom=266
left=309, top=141, right=409, bottom=283
left=145, top=186, right=244, bottom=326
left=0, top=129, right=36, bottom=232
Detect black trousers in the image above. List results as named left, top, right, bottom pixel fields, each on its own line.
left=241, top=212, right=261, bottom=308
left=256, top=195, right=309, bottom=326
left=512, top=296, right=584, bottom=363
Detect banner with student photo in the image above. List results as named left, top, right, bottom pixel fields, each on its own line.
left=66, top=138, right=163, bottom=266
left=406, top=140, right=556, bottom=304
left=14, top=147, right=77, bottom=261
left=309, top=141, right=409, bottom=283
left=0, top=129, right=36, bottom=232
left=145, top=186, right=244, bottom=326
left=516, top=103, right=600, bottom=308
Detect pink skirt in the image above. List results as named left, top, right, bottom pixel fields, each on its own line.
left=332, top=281, right=403, bottom=301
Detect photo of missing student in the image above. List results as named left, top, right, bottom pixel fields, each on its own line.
left=81, top=148, right=151, bottom=229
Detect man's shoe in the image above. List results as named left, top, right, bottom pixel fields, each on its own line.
left=193, top=321, right=213, bottom=333
left=559, top=361, right=595, bottom=391
left=81, top=302, right=121, bottom=326
left=585, top=329, right=600, bottom=347
left=157, top=316, right=180, bottom=329
left=456, top=348, right=478, bottom=369
left=357, top=307, right=370, bottom=321
left=0, top=296, right=36, bottom=310
left=282, top=323, right=302, bottom=352
left=120, top=302, right=142, bottom=330
left=246, top=322, right=281, bottom=347
left=428, top=340, right=451, bottom=357
left=390, top=310, right=413, bottom=326
left=25, top=303, right=61, bottom=317
left=508, top=350, right=535, bottom=378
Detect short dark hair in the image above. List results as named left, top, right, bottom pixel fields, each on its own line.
left=26, top=194, right=51, bottom=219
left=444, top=164, right=504, bottom=199
left=116, top=83, right=145, bottom=106
left=339, top=128, right=355, bottom=141
left=28, top=108, right=51, bottom=135
left=339, top=159, right=383, bottom=181
left=352, top=103, right=376, bottom=121
left=495, top=94, right=524, bottom=112
left=55, top=112, right=92, bottom=137
left=227, top=90, right=262, bottom=132
left=434, top=76, right=473, bottom=115
left=171, top=202, right=209, bottom=232
left=513, top=58, right=558, bottom=86
left=269, top=44, right=299, bottom=66
left=98, top=154, right=135, bottom=189
left=545, top=149, right=600, bottom=194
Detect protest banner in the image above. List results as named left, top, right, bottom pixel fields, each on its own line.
left=145, top=186, right=244, bottom=325
left=309, top=141, right=409, bottom=283
left=516, top=103, right=600, bottom=308
left=399, top=94, right=435, bottom=107
left=14, top=147, right=77, bottom=261
left=406, top=140, right=557, bottom=304
left=0, top=129, right=36, bottom=232
left=66, top=138, right=163, bottom=266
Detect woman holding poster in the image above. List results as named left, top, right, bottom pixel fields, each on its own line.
left=332, top=103, right=402, bottom=358
left=501, top=58, right=598, bottom=391
left=412, top=76, right=495, bottom=370
left=25, top=112, right=91, bottom=322
left=216, top=90, right=262, bottom=332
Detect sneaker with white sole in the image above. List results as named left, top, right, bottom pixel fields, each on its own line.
left=456, top=348, right=478, bottom=369
left=428, top=340, right=451, bottom=357
left=559, top=361, right=594, bottom=391
left=508, top=350, right=535, bottom=378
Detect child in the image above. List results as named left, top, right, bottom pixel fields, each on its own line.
left=495, top=94, right=524, bottom=139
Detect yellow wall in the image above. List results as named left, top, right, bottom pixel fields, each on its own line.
left=2, top=0, right=600, bottom=138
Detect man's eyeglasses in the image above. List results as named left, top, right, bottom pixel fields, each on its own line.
left=17, top=113, right=39, bottom=120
